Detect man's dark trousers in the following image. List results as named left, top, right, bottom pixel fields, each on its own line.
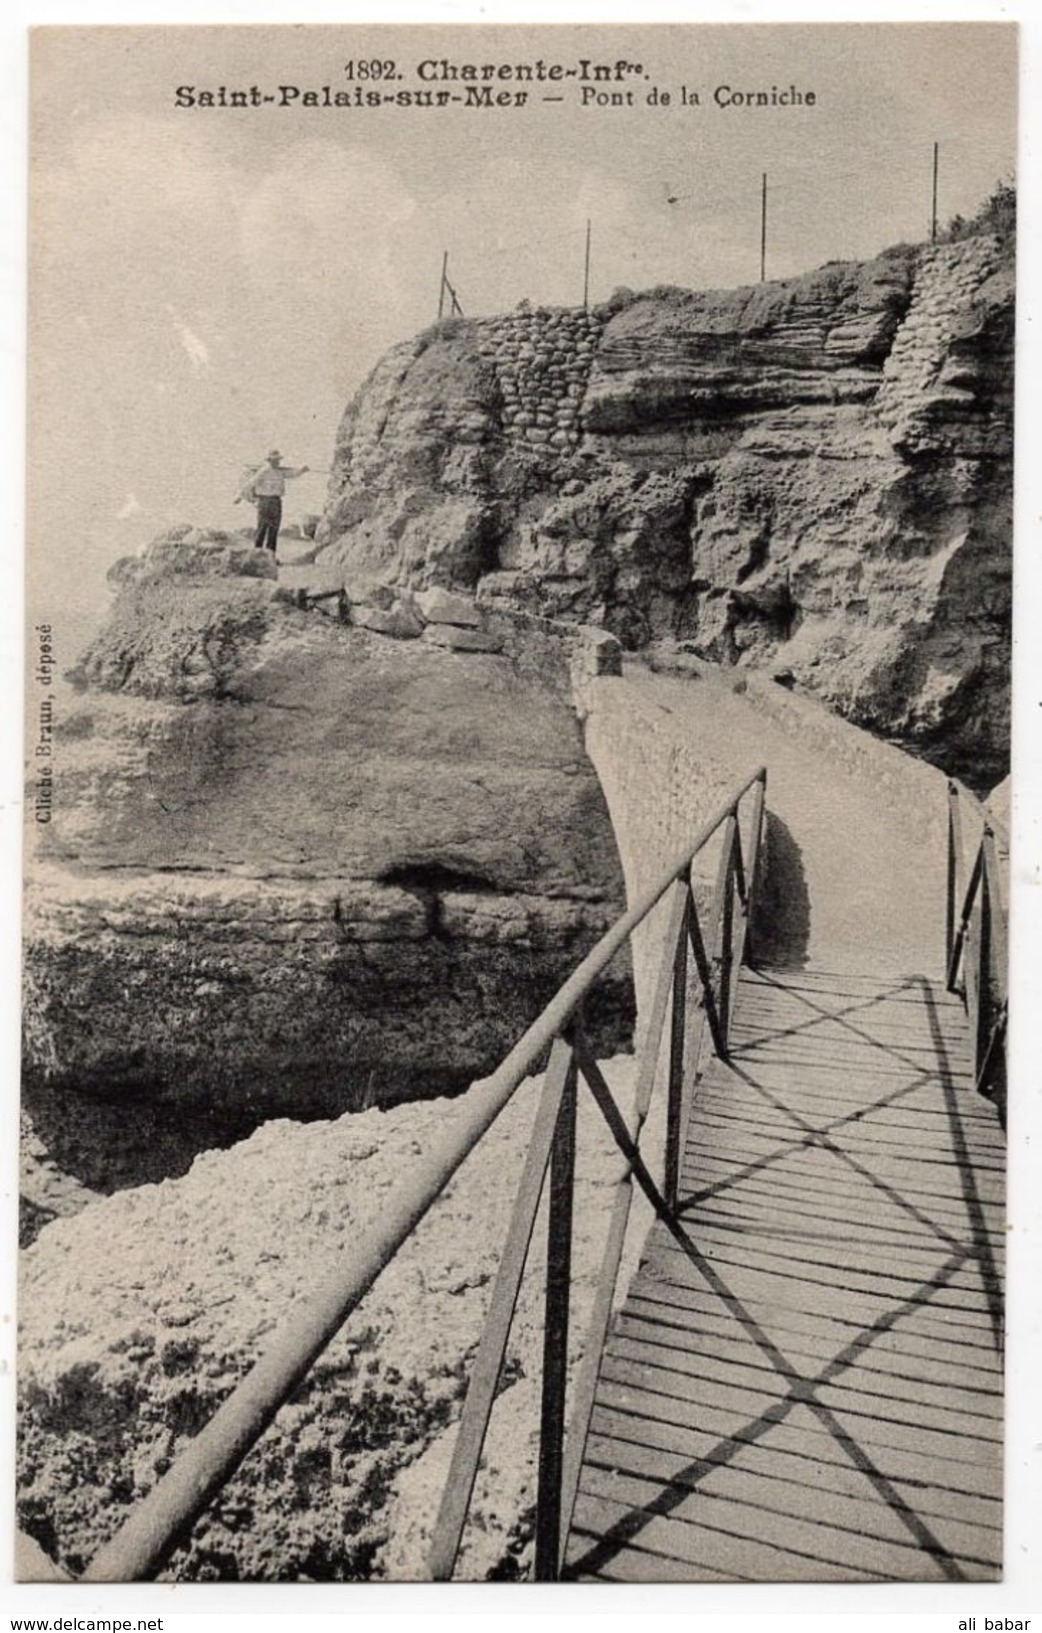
left=254, top=495, right=282, bottom=553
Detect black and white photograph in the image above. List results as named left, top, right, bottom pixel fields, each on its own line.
left=8, top=10, right=1037, bottom=1609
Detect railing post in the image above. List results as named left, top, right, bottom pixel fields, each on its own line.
left=556, top=876, right=689, bottom=1553
left=946, top=781, right=962, bottom=988
left=982, top=829, right=1008, bottom=996
left=980, top=827, right=1008, bottom=1108
left=718, top=823, right=736, bottom=1045
left=534, top=1036, right=577, bottom=1581
left=942, top=785, right=1008, bottom=1122
left=664, top=881, right=690, bottom=1213
left=687, top=904, right=727, bottom=1061
left=975, top=854, right=992, bottom=1091
left=738, top=773, right=766, bottom=971
left=427, top=1033, right=578, bottom=1581
left=964, top=881, right=983, bottom=1086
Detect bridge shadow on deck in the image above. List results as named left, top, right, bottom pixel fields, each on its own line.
left=565, top=966, right=1005, bottom=1584
left=752, top=814, right=811, bottom=969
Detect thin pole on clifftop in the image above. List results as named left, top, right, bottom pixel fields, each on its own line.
left=438, top=250, right=448, bottom=320
left=583, top=218, right=591, bottom=309
left=931, top=142, right=939, bottom=242
left=760, top=173, right=767, bottom=282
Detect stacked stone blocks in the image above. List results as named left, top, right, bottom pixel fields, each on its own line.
left=477, top=306, right=605, bottom=454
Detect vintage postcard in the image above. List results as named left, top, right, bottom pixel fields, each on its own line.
left=14, top=16, right=1028, bottom=1602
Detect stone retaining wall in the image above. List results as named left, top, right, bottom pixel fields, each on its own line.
left=310, top=575, right=623, bottom=691
left=475, top=305, right=604, bottom=455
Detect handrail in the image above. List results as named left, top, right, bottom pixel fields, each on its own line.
left=945, top=779, right=1008, bottom=1124
left=81, top=764, right=767, bottom=1584
left=429, top=770, right=767, bottom=1580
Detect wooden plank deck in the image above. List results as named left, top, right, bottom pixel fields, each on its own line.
left=565, top=965, right=1005, bottom=1583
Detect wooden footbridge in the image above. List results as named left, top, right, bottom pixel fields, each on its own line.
left=565, top=963, right=1004, bottom=1582
left=68, top=769, right=1006, bottom=1586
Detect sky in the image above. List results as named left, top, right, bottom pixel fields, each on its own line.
left=26, top=21, right=1017, bottom=653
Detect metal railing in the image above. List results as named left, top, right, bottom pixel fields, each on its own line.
left=80, top=767, right=767, bottom=1583
left=945, top=778, right=1008, bottom=1122
left=430, top=770, right=765, bottom=1580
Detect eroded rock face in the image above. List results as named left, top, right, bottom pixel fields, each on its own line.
left=17, top=1067, right=636, bottom=1581
left=24, top=536, right=631, bottom=1192
left=315, top=237, right=1012, bottom=787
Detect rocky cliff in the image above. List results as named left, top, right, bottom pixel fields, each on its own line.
left=314, top=235, right=1013, bottom=788
left=23, top=534, right=631, bottom=1197
left=26, top=232, right=1011, bottom=1195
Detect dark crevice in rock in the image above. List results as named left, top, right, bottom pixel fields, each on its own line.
left=378, top=863, right=503, bottom=897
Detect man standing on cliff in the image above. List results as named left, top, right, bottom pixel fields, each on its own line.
left=236, top=449, right=309, bottom=557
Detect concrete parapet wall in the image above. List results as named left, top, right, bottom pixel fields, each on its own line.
left=731, top=665, right=951, bottom=856
left=580, top=657, right=954, bottom=1021
left=579, top=672, right=753, bottom=1026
